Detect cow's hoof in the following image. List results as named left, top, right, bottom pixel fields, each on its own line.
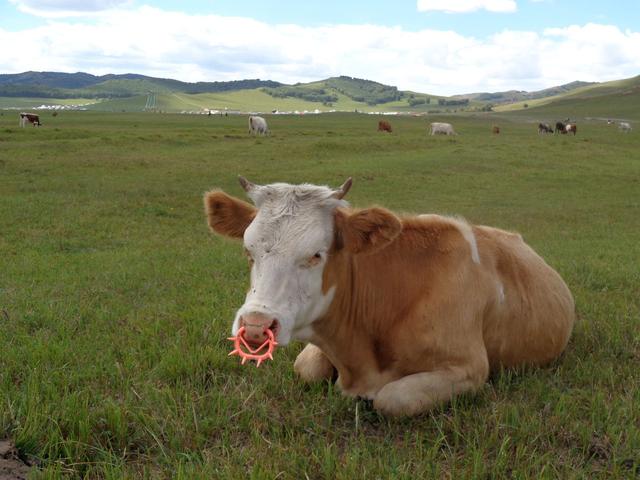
left=294, top=344, right=335, bottom=383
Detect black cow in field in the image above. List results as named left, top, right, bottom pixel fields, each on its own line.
left=538, top=123, right=553, bottom=134
left=555, top=122, right=566, bottom=134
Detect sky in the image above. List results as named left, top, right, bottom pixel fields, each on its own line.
left=1, top=0, right=639, bottom=95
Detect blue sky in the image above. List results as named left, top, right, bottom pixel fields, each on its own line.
left=1, top=0, right=639, bottom=94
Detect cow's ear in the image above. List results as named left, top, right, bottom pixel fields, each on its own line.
left=204, top=190, right=256, bottom=239
left=335, top=207, right=402, bottom=254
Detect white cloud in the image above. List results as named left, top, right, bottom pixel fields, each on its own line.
left=417, top=0, right=517, bottom=13
left=0, top=7, right=639, bottom=95
left=8, top=0, right=133, bottom=17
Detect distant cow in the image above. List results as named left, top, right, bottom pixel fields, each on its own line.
left=555, top=122, right=566, bottom=134
left=248, top=116, right=268, bottom=136
left=378, top=120, right=392, bottom=133
left=565, top=124, right=577, bottom=135
left=538, top=123, right=553, bottom=134
left=492, top=125, right=500, bottom=134
left=19, top=112, right=41, bottom=127
left=619, top=122, right=632, bottom=133
left=430, top=122, right=456, bottom=136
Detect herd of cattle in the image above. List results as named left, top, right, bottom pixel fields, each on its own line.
left=17, top=112, right=634, bottom=136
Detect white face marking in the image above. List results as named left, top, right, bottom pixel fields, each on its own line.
left=231, top=183, right=346, bottom=346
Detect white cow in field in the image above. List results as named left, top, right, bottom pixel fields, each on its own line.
left=430, top=122, right=456, bottom=136
left=248, top=116, right=268, bottom=136
left=619, top=122, right=632, bottom=133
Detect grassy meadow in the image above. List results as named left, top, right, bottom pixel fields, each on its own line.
left=0, top=111, right=639, bottom=478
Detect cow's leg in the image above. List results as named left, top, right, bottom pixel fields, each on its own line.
left=373, top=357, right=489, bottom=417
left=294, top=344, right=335, bottom=382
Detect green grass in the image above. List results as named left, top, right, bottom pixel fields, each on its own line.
left=0, top=111, right=639, bottom=478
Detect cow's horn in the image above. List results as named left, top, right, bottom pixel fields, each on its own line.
left=332, top=177, right=352, bottom=200
left=238, top=175, right=256, bottom=192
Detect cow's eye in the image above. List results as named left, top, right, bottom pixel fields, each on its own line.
left=307, top=252, right=323, bottom=267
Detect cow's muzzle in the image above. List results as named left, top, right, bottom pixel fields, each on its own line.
left=239, top=313, right=280, bottom=347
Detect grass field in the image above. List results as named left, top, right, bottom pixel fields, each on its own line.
left=0, top=111, right=639, bottom=478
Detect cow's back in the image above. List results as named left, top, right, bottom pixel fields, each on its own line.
left=473, top=226, right=575, bottom=368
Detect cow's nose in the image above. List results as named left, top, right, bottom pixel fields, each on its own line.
left=239, top=314, right=279, bottom=347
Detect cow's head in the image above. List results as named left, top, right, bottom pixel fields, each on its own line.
left=204, top=178, right=401, bottom=347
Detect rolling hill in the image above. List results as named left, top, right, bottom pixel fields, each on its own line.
left=0, top=70, right=638, bottom=118
left=496, top=75, right=640, bottom=121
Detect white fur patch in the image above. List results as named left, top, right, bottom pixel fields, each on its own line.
left=420, top=215, right=480, bottom=264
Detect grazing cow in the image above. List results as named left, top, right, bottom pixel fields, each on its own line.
left=378, top=120, right=392, bottom=133
left=565, top=124, right=577, bottom=135
left=204, top=178, right=575, bottom=417
left=248, top=116, right=268, bottom=136
left=19, top=112, right=41, bottom=127
left=555, top=122, right=566, bottom=134
left=492, top=125, right=500, bottom=134
left=430, top=122, right=456, bottom=135
left=538, top=123, right=553, bottom=134
left=619, top=122, right=632, bottom=133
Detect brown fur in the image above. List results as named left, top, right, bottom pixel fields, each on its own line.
left=378, top=121, right=392, bottom=133
left=204, top=190, right=255, bottom=238
left=492, top=125, right=500, bottom=134
left=309, top=211, right=574, bottom=413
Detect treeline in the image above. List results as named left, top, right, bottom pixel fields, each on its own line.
left=262, top=86, right=338, bottom=104
left=0, top=84, right=131, bottom=98
left=325, top=76, right=402, bottom=105
left=0, top=71, right=284, bottom=98
left=438, top=98, right=469, bottom=106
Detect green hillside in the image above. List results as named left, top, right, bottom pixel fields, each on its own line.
left=0, top=73, right=473, bottom=114
left=497, top=75, right=640, bottom=121
left=2, top=71, right=638, bottom=117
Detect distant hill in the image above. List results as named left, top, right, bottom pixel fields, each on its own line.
left=451, top=81, right=595, bottom=104
left=0, top=70, right=638, bottom=116
left=496, top=75, right=640, bottom=120
left=0, top=71, right=283, bottom=98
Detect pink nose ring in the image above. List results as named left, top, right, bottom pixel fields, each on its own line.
left=228, top=327, right=278, bottom=367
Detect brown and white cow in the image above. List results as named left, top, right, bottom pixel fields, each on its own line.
left=204, top=179, right=575, bottom=416
left=565, top=124, right=577, bottom=135
left=19, top=112, right=41, bottom=127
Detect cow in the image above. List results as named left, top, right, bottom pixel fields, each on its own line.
left=378, top=120, right=392, bottom=133
left=538, top=123, right=553, bottom=134
left=565, top=124, right=577, bottom=135
left=492, top=125, right=500, bottom=134
left=619, top=122, right=632, bottom=133
left=19, top=112, right=41, bottom=127
left=204, top=178, right=575, bottom=417
left=430, top=122, right=456, bottom=135
left=555, top=122, right=566, bottom=134
left=248, top=116, right=268, bottom=136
